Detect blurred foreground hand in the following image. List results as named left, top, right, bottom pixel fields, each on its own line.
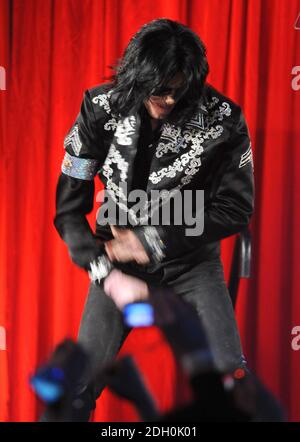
left=104, top=269, right=149, bottom=309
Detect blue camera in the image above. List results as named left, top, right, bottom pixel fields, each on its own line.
left=123, top=302, right=154, bottom=327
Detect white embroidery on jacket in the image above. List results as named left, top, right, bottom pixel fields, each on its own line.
left=92, top=90, right=112, bottom=114
left=104, top=117, right=118, bottom=131
left=99, top=96, right=233, bottom=224
left=102, top=144, right=128, bottom=181
left=155, top=125, right=185, bottom=157
left=149, top=98, right=231, bottom=186
left=185, top=114, right=205, bottom=130
left=114, top=116, right=137, bottom=146
left=102, top=144, right=142, bottom=223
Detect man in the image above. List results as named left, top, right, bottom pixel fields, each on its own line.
left=52, top=18, right=254, bottom=421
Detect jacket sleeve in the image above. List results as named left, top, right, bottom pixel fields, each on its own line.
left=54, top=90, right=108, bottom=270
left=134, top=108, right=255, bottom=262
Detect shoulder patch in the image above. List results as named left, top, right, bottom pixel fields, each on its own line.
left=239, top=143, right=253, bottom=169
left=64, top=124, right=82, bottom=156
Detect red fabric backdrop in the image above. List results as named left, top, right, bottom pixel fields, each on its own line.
left=1, top=0, right=300, bottom=422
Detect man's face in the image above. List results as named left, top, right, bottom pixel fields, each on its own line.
left=144, top=72, right=185, bottom=120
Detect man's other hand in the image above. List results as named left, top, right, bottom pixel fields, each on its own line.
left=104, top=226, right=150, bottom=264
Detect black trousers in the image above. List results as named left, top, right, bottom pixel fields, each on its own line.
left=40, top=256, right=245, bottom=421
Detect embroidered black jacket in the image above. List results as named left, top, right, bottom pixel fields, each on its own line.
left=54, top=82, right=254, bottom=275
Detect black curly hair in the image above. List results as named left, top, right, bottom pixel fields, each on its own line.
left=108, top=18, right=209, bottom=126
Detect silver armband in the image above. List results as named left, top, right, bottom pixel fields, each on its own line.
left=88, top=255, right=113, bottom=284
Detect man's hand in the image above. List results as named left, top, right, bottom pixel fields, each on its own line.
left=104, top=226, right=150, bottom=264
left=104, top=269, right=149, bottom=309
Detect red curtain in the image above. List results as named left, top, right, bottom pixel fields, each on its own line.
left=1, top=0, right=300, bottom=422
